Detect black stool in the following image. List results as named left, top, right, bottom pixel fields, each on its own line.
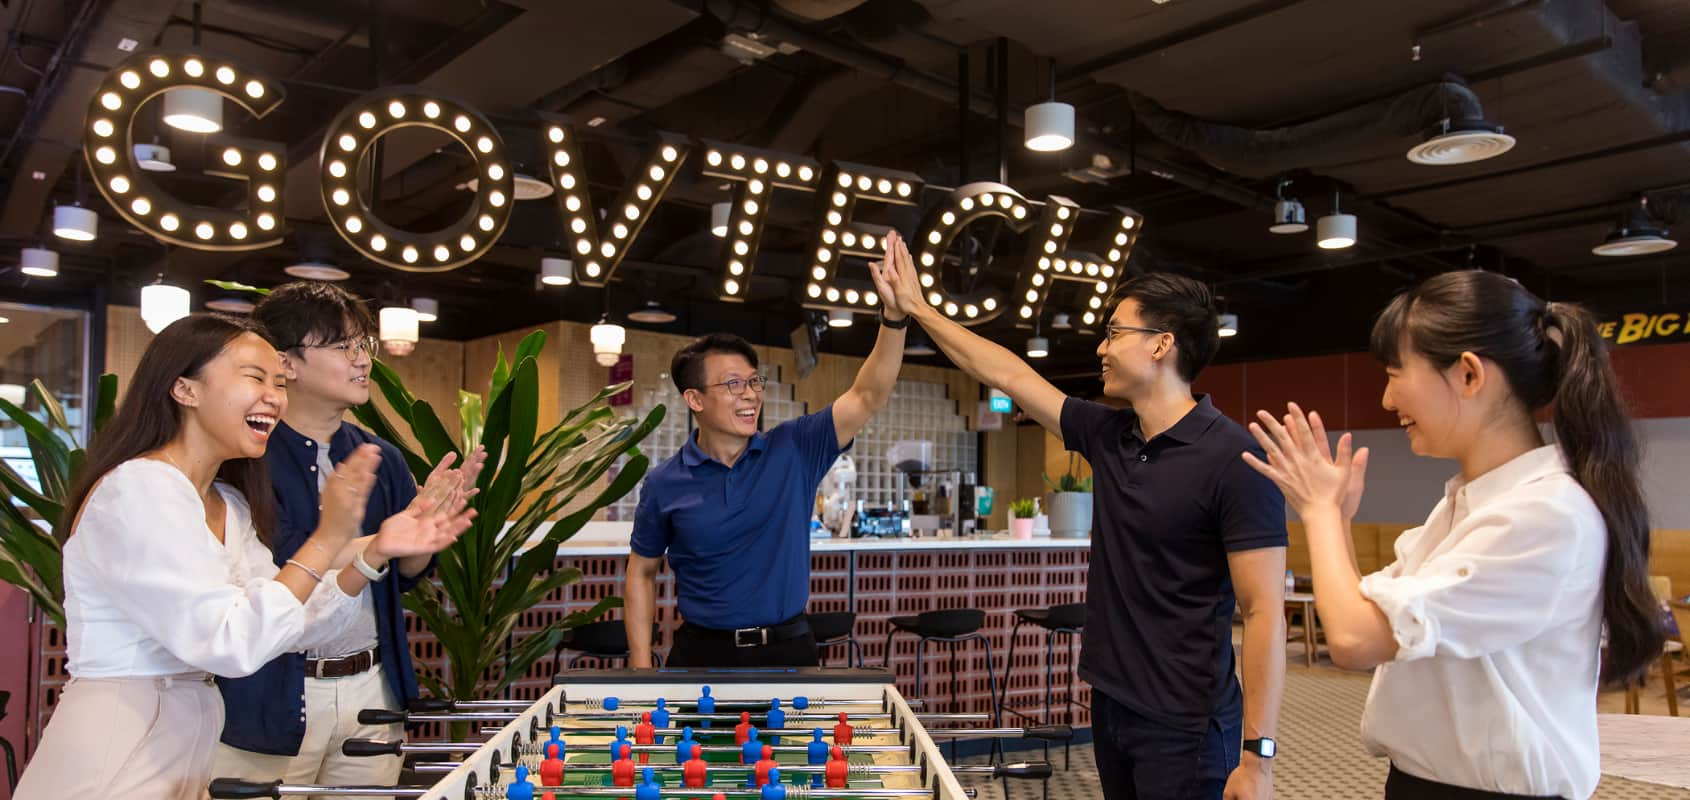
left=883, top=609, right=1003, bottom=766
left=551, top=620, right=662, bottom=672
left=1001, top=603, right=1085, bottom=770
left=808, top=611, right=862, bottom=667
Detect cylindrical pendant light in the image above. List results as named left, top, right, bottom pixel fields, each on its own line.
left=20, top=247, right=58, bottom=277
left=590, top=315, right=625, bottom=367
left=827, top=309, right=853, bottom=328
left=540, top=257, right=574, bottom=286
left=379, top=306, right=420, bottom=356
left=163, top=88, right=223, bottom=134
left=1026, top=336, right=1050, bottom=358
left=1316, top=193, right=1357, bottom=250
left=710, top=202, right=730, bottom=238
left=53, top=204, right=98, bottom=241
left=1025, top=101, right=1075, bottom=152
left=141, top=283, right=190, bottom=334
left=1218, top=313, right=1239, bottom=338
left=410, top=297, right=439, bottom=322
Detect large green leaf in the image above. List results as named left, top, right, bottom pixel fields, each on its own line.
left=2, top=398, right=70, bottom=472
left=511, top=330, right=546, bottom=373
left=0, top=460, right=60, bottom=522
left=29, top=380, right=71, bottom=435
left=458, top=391, right=484, bottom=452
left=407, top=399, right=461, bottom=466
left=368, top=360, right=418, bottom=428
left=349, top=401, right=432, bottom=481
left=0, top=545, right=61, bottom=627
left=2, top=520, right=62, bottom=600
left=93, top=374, right=117, bottom=433
left=489, top=345, right=511, bottom=405
left=481, top=357, right=538, bottom=530
left=202, top=279, right=272, bottom=296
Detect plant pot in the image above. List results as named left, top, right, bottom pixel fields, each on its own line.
left=1010, top=517, right=1034, bottom=540
left=1048, top=491, right=1093, bottom=539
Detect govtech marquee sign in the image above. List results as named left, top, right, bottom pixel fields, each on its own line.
left=84, top=50, right=1142, bottom=331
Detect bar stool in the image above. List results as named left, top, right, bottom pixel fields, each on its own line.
left=1001, top=603, right=1085, bottom=771
left=808, top=611, right=862, bottom=667
left=882, top=609, right=1002, bottom=764
left=551, top=620, right=662, bottom=672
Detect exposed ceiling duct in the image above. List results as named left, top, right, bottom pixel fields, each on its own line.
left=1126, top=76, right=1511, bottom=179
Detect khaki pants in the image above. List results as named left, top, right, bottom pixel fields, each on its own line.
left=211, top=667, right=402, bottom=799
left=17, top=673, right=224, bottom=800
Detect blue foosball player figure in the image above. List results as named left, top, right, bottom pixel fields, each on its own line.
left=651, top=698, right=671, bottom=742
left=765, top=698, right=785, bottom=745
left=760, top=769, right=786, bottom=800
left=608, top=725, right=631, bottom=760
left=806, top=729, right=829, bottom=787
left=697, top=686, right=716, bottom=727
left=740, top=727, right=762, bottom=766
left=506, top=765, right=534, bottom=800
left=543, top=726, right=567, bottom=760
left=635, top=767, right=661, bottom=800
left=673, top=726, right=697, bottom=763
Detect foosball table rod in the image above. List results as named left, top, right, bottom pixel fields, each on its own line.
left=406, top=761, right=1053, bottom=780
left=411, top=698, right=928, bottom=714
left=442, top=725, right=1070, bottom=742
left=210, top=778, right=974, bottom=799
left=347, top=740, right=911, bottom=758
left=370, top=711, right=977, bottom=726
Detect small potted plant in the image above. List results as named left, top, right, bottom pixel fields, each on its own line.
left=1009, top=498, right=1038, bottom=540
left=1043, top=453, right=1094, bottom=539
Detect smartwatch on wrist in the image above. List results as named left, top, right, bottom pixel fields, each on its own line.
left=880, top=312, right=910, bottom=329
left=353, top=549, right=390, bottom=581
left=1242, top=738, right=1276, bottom=758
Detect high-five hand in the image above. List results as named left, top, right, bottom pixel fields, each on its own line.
left=1241, top=403, right=1369, bottom=519
left=868, top=230, right=926, bottom=321
left=869, top=231, right=910, bottom=321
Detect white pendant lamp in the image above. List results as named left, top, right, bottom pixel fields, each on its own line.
left=590, top=315, right=625, bottom=367
left=827, top=309, right=853, bottom=328
left=1218, top=313, right=1239, bottom=338
left=20, top=247, right=58, bottom=277
left=53, top=205, right=98, bottom=241
left=283, top=261, right=350, bottom=281
left=141, top=282, right=191, bottom=333
left=411, top=297, right=439, bottom=322
left=134, top=143, right=176, bottom=172
left=1025, top=101, right=1075, bottom=152
left=163, top=88, right=223, bottom=134
left=1026, top=336, right=1050, bottom=358
left=1316, top=193, right=1357, bottom=250
left=540, top=257, right=574, bottom=286
left=710, top=202, right=730, bottom=238
left=379, top=306, right=420, bottom=356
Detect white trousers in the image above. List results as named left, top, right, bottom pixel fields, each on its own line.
left=211, top=667, right=403, bottom=800
left=17, top=673, right=224, bottom=800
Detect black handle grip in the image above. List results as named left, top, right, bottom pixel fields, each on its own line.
left=409, top=698, right=452, bottom=713
left=209, top=778, right=283, bottom=799
left=1023, top=724, right=1073, bottom=741
left=358, top=709, right=409, bottom=725
left=342, top=739, right=403, bottom=758
left=995, top=762, right=1054, bottom=780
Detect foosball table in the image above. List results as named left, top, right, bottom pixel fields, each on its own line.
left=210, top=669, right=1068, bottom=800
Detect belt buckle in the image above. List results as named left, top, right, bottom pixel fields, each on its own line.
left=733, top=627, right=768, bottom=648
left=314, top=659, right=328, bottom=679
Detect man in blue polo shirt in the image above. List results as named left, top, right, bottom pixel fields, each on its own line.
left=626, top=254, right=908, bottom=667
left=213, top=282, right=483, bottom=790
left=871, top=239, right=1287, bottom=800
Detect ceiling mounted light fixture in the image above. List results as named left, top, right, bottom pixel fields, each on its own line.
left=1407, top=117, right=1516, bottom=166
left=141, top=281, right=190, bottom=334
left=627, top=299, right=677, bottom=324
left=379, top=306, right=420, bottom=356
left=162, top=87, right=223, bottom=133
left=590, top=315, right=625, bottom=367
left=1025, top=60, right=1074, bottom=152
left=1218, top=312, right=1239, bottom=338
left=827, top=309, right=853, bottom=328
left=1051, top=312, right=1072, bottom=330
left=1026, top=335, right=1050, bottom=358
left=465, top=172, right=552, bottom=200
left=904, top=333, right=937, bottom=356
left=711, top=202, right=730, bottom=238
left=1592, top=201, right=1678, bottom=257
left=1269, top=178, right=1308, bottom=234
left=133, top=143, right=176, bottom=172
left=410, top=297, right=439, bottom=322
left=205, top=296, right=255, bottom=313
left=20, top=247, right=58, bottom=277
left=1316, top=192, right=1357, bottom=250
left=283, top=261, right=350, bottom=281
left=53, top=204, right=98, bottom=241
left=540, top=256, right=574, bottom=286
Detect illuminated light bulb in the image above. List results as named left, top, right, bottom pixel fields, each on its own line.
left=478, top=214, right=495, bottom=232
left=423, top=101, right=440, bottom=118
left=877, top=178, right=891, bottom=194
left=729, top=261, right=745, bottom=275
left=846, top=289, right=860, bottom=304
left=838, top=172, right=853, bottom=187
left=194, top=221, right=214, bottom=240
left=148, top=59, right=169, bottom=77
left=920, top=273, right=935, bottom=288
left=550, top=127, right=565, bottom=143
left=749, top=179, right=765, bottom=194
left=753, top=158, right=768, bottom=173
left=965, top=304, right=979, bottom=318
left=1102, top=265, right=1116, bottom=278
left=730, top=154, right=746, bottom=170
left=941, top=211, right=956, bottom=226
left=826, top=287, right=841, bottom=302
left=738, top=220, right=754, bottom=236
left=1057, top=207, right=1072, bottom=220
left=662, top=145, right=679, bottom=162
left=706, top=150, right=722, bottom=166
left=981, top=193, right=995, bottom=207
left=100, top=91, right=122, bottom=111
left=258, top=153, right=278, bottom=171
left=733, top=241, right=750, bottom=256
left=1050, top=224, right=1063, bottom=237
left=554, top=151, right=570, bottom=167
left=744, top=199, right=759, bottom=215
left=476, top=136, right=493, bottom=154
left=865, top=291, right=879, bottom=306
left=842, top=233, right=858, bottom=247
left=160, top=214, right=179, bottom=231
left=433, top=244, right=450, bottom=261
left=822, top=230, right=837, bottom=244
left=600, top=242, right=616, bottom=258
left=857, top=175, right=872, bottom=191
left=576, top=240, right=591, bottom=255
left=346, top=216, right=363, bottom=234
left=928, top=292, right=942, bottom=306
left=1044, top=240, right=1058, bottom=253
left=119, top=71, right=140, bottom=89
left=184, top=59, right=204, bottom=77
left=256, top=213, right=276, bottom=230
left=332, top=188, right=351, bottom=206
left=612, top=223, right=629, bottom=239
left=798, top=165, right=815, bottom=181
left=370, top=234, right=387, bottom=251
left=649, top=165, right=666, bottom=181
left=724, top=279, right=739, bottom=294
left=454, top=115, right=471, bottom=133
left=488, top=164, right=505, bottom=181
left=1012, top=205, right=1027, bottom=219
left=999, top=195, right=1013, bottom=209
left=897, top=182, right=912, bottom=196
left=1083, top=312, right=1097, bottom=325
left=109, top=176, right=129, bottom=194
left=1039, top=257, right=1051, bottom=270
left=571, top=218, right=586, bottom=234
left=928, top=230, right=942, bottom=244
left=585, top=262, right=602, bottom=277
left=222, top=148, right=242, bottom=167
left=214, top=66, right=235, bottom=84
left=960, top=197, right=974, bottom=211
left=807, top=283, right=823, bottom=298
left=338, top=134, right=357, bottom=152
left=401, top=246, right=419, bottom=263
left=489, top=191, right=506, bottom=208
left=1032, top=274, right=1045, bottom=287
left=920, top=253, right=935, bottom=266
left=387, top=101, right=406, bottom=118
left=1019, top=305, right=1033, bottom=319
left=565, top=195, right=581, bottom=212
left=1115, top=233, right=1129, bottom=246
left=817, top=249, right=831, bottom=262
left=832, top=192, right=848, bottom=207
left=623, top=204, right=639, bottom=220
left=636, top=184, right=652, bottom=201
left=983, top=297, right=998, bottom=311
left=92, top=119, right=114, bottom=137
left=1122, top=216, right=1136, bottom=229
left=944, top=302, right=959, bottom=316
left=244, top=80, right=264, bottom=99
left=558, top=173, right=576, bottom=190
left=329, top=160, right=348, bottom=178
left=1025, top=289, right=1039, bottom=303
left=94, top=146, right=117, bottom=164
left=130, top=197, right=151, bottom=215
left=1108, top=248, right=1122, bottom=261
left=1089, top=296, right=1103, bottom=309
left=827, top=211, right=843, bottom=226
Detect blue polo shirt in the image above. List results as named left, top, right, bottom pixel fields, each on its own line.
left=216, top=420, right=429, bottom=756
left=1060, top=394, right=1285, bottom=733
left=631, top=406, right=848, bottom=630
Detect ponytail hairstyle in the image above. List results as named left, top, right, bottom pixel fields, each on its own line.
left=1370, top=270, right=1663, bottom=687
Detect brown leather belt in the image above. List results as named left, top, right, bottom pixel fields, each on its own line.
left=306, top=647, right=379, bottom=679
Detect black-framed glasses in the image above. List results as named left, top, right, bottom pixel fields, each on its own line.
left=293, top=335, right=378, bottom=362
left=1105, top=324, right=1168, bottom=341
left=699, top=375, right=767, bottom=397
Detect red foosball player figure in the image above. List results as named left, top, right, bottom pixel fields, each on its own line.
left=832, top=712, right=853, bottom=745
left=612, top=744, right=636, bottom=787
left=734, top=711, right=753, bottom=746
left=633, top=711, right=655, bottom=764
left=753, top=745, right=779, bottom=787
left=683, top=744, right=708, bottom=788
left=539, top=755, right=565, bottom=787
left=826, top=745, right=849, bottom=788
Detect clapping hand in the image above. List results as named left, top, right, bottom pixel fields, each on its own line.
left=1241, top=403, right=1369, bottom=520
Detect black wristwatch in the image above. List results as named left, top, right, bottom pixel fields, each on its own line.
left=879, top=312, right=910, bottom=329
left=1242, top=738, right=1276, bottom=758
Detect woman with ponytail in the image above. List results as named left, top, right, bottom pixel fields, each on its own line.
left=1242, top=270, right=1663, bottom=800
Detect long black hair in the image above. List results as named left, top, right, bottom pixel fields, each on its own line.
left=59, top=314, right=280, bottom=546
left=1370, top=270, right=1662, bottom=688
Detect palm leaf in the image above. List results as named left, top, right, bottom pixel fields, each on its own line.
left=458, top=391, right=484, bottom=452
left=93, top=374, right=117, bottom=432
left=29, top=379, right=71, bottom=435
left=202, top=279, right=271, bottom=296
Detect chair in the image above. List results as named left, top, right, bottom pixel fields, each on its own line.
left=883, top=609, right=1003, bottom=765
left=807, top=611, right=861, bottom=667
left=551, top=620, right=662, bottom=673
left=1000, top=603, right=1084, bottom=779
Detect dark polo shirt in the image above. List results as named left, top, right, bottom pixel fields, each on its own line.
left=1060, top=394, right=1286, bottom=733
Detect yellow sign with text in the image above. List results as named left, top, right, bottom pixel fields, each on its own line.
left=1599, top=312, right=1690, bottom=346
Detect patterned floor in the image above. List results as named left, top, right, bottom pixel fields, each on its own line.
left=952, top=661, right=1690, bottom=799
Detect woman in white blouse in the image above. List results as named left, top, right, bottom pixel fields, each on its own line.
left=15, top=314, right=475, bottom=800
left=1241, top=270, right=1663, bottom=800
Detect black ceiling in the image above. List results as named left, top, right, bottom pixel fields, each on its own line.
left=3, top=0, right=1690, bottom=395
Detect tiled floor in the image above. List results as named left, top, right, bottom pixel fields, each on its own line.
left=951, top=652, right=1690, bottom=800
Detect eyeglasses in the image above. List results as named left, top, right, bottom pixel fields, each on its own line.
left=1105, top=324, right=1168, bottom=341
left=699, top=375, right=767, bottom=397
left=295, top=335, right=377, bottom=362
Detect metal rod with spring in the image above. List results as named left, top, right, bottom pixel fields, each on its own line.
left=408, top=762, right=1052, bottom=780
left=343, top=740, right=910, bottom=758
left=207, top=779, right=970, bottom=799
left=368, top=710, right=971, bottom=726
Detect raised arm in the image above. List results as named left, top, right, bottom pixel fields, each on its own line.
left=869, top=231, right=1068, bottom=435
left=831, top=252, right=908, bottom=445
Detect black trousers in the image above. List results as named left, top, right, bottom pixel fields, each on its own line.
left=666, top=623, right=820, bottom=668
left=1092, top=690, right=1239, bottom=800
left=1386, top=765, right=1567, bottom=800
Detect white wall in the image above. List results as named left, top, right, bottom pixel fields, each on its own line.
left=1328, top=417, right=1690, bottom=528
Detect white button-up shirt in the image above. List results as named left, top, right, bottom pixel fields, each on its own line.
left=64, top=459, right=364, bottom=679
left=1358, top=445, right=1607, bottom=799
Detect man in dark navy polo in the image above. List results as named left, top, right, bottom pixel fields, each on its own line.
left=213, top=282, right=483, bottom=789
left=626, top=251, right=908, bottom=667
left=872, top=242, right=1287, bottom=800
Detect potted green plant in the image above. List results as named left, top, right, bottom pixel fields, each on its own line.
left=1009, top=498, right=1038, bottom=540
left=1043, top=453, right=1094, bottom=539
